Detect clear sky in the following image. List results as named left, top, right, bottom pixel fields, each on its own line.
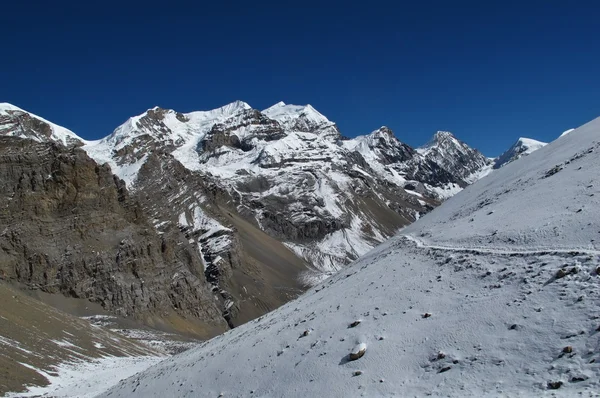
left=1, top=0, right=599, bottom=156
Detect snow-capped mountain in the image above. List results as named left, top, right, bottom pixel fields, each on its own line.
left=0, top=100, right=493, bottom=330
left=101, top=115, right=600, bottom=397
left=417, top=131, right=493, bottom=186
left=80, top=101, right=492, bottom=283
left=494, top=137, right=548, bottom=169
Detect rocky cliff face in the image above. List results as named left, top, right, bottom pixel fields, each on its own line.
left=0, top=101, right=494, bottom=332
left=0, top=137, right=227, bottom=337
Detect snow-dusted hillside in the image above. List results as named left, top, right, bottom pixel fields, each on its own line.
left=101, top=116, right=600, bottom=397
left=493, top=137, right=547, bottom=169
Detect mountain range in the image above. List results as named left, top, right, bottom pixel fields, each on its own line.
left=0, top=100, right=550, bottom=335
left=0, top=100, right=581, bottom=396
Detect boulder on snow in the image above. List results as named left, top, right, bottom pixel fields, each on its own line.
left=547, top=381, right=563, bottom=390
left=349, top=320, right=361, bottom=328
left=555, top=269, right=568, bottom=279
left=349, top=343, right=367, bottom=361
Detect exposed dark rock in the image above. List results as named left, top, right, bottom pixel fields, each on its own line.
left=547, top=381, right=563, bottom=390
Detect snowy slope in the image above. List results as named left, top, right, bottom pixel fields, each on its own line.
left=0, top=103, right=83, bottom=146
left=493, top=137, right=547, bottom=169
left=100, top=115, right=600, bottom=397
left=560, top=128, right=575, bottom=137
left=408, top=123, right=598, bottom=251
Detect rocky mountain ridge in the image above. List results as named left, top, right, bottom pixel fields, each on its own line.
left=81, top=101, right=493, bottom=278
left=0, top=100, right=495, bottom=333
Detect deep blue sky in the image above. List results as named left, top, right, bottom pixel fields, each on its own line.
left=1, top=0, right=599, bottom=156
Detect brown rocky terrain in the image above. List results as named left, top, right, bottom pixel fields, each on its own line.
left=0, top=137, right=228, bottom=337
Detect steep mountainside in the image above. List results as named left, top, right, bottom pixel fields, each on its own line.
left=102, top=116, right=600, bottom=397
left=81, top=101, right=492, bottom=280
left=0, top=105, right=310, bottom=333
left=494, top=137, right=547, bottom=169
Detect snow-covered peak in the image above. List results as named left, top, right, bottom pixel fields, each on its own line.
left=96, top=101, right=254, bottom=149
left=348, top=126, right=399, bottom=150
left=369, top=126, right=395, bottom=138
left=419, top=131, right=459, bottom=152
left=515, top=137, right=546, bottom=148
left=433, top=130, right=455, bottom=141
left=263, top=102, right=332, bottom=131
left=0, top=102, right=84, bottom=146
left=493, top=136, right=547, bottom=169
left=197, top=100, right=252, bottom=118
left=416, top=130, right=492, bottom=184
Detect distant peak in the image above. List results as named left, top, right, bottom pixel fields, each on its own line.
left=494, top=136, right=547, bottom=169
left=370, top=126, right=394, bottom=137
left=0, top=102, right=84, bottom=146
left=262, top=102, right=330, bottom=125
left=514, top=137, right=547, bottom=147
left=420, top=131, right=457, bottom=150
left=219, top=100, right=252, bottom=112
left=434, top=131, right=455, bottom=141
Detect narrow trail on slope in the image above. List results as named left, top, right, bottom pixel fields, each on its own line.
left=402, top=235, right=600, bottom=257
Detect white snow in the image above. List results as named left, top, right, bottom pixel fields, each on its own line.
left=262, top=101, right=331, bottom=129
left=0, top=102, right=82, bottom=146
left=6, top=355, right=164, bottom=398
left=100, top=115, right=600, bottom=397
left=50, top=339, right=79, bottom=349
left=0, top=335, right=36, bottom=356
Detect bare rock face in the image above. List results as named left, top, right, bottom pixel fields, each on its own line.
left=0, top=137, right=227, bottom=338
